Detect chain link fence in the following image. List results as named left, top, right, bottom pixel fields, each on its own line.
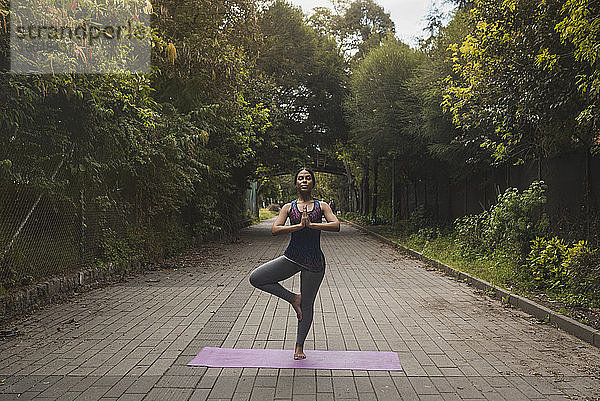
left=0, top=165, right=128, bottom=291
left=0, top=156, right=254, bottom=293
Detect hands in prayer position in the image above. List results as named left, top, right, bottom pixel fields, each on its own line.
left=301, top=205, right=310, bottom=228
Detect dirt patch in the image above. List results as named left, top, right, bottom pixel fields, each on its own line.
left=527, top=293, right=600, bottom=331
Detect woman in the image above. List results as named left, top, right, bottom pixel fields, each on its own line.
left=249, top=167, right=340, bottom=360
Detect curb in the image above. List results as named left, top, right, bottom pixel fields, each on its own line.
left=0, top=260, right=143, bottom=324
left=342, top=219, right=600, bottom=349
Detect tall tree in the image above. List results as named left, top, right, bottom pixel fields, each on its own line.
left=443, top=0, right=586, bottom=168
left=256, top=0, right=348, bottom=172
left=417, top=8, right=490, bottom=183
left=555, top=0, right=600, bottom=156
left=308, top=0, right=395, bottom=63
left=345, top=37, right=425, bottom=216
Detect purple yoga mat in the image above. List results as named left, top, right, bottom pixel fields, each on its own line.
left=188, top=347, right=402, bottom=371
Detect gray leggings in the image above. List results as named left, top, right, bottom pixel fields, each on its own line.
left=249, top=255, right=325, bottom=345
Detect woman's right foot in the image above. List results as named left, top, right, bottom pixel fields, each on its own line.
left=291, top=293, right=302, bottom=321
left=294, top=343, right=306, bottom=360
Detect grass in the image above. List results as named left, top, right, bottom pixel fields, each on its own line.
left=348, top=219, right=600, bottom=315
left=259, top=208, right=279, bottom=221
left=402, top=232, right=521, bottom=291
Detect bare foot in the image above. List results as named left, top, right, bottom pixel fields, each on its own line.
left=294, top=344, right=306, bottom=360
left=291, top=293, right=302, bottom=321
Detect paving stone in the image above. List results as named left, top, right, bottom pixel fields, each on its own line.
left=125, top=376, right=160, bottom=393
left=76, top=386, right=110, bottom=400
left=292, top=376, right=316, bottom=394
left=275, top=376, right=293, bottom=398
left=249, top=386, right=275, bottom=401
left=410, top=377, right=439, bottom=395
left=209, top=375, right=239, bottom=399
left=332, top=377, right=357, bottom=399
left=155, top=374, right=200, bottom=388
left=189, top=388, right=211, bottom=401
left=1, top=220, right=600, bottom=401
left=144, top=387, right=193, bottom=400
left=315, top=376, right=333, bottom=393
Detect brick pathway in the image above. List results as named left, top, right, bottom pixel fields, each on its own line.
left=1, top=219, right=600, bottom=400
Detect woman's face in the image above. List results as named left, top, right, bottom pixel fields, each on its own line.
left=296, top=170, right=314, bottom=191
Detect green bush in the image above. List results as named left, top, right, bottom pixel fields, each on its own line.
left=525, top=236, right=569, bottom=289
left=408, top=205, right=429, bottom=233
left=486, top=181, right=549, bottom=256
left=342, top=211, right=388, bottom=226
left=563, top=240, right=600, bottom=297
left=454, top=181, right=549, bottom=259
left=455, top=210, right=490, bottom=253
left=524, top=237, right=600, bottom=297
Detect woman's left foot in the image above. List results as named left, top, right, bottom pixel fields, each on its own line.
left=294, top=344, right=306, bottom=360
left=291, top=293, right=302, bottom=321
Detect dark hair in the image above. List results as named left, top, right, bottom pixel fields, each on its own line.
left=294, top=167, right=316, bottom=187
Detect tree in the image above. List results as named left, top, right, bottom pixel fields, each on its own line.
left=555, top=0, right=600, bottom=156
left=255, top=0, right=348, bottom=173
left=417, top=8, right=491, bottom=184
left=308, top=0, right=395, bottom=63
left=345, top=37, right=425, bottom=218
left=443, top=0, right=586, bottom=169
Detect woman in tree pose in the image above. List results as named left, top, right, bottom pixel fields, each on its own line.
left=249, top=167, right=340, bottom=359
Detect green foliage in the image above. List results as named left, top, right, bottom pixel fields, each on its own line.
left=417, top=9, right=492, bottom=182
left=255, top=0, right=348, bottom=166
left=342, top=211, right=388, bottom=226
left=0, top=0, right=282, bottom=289
left=525, top=236, right=600, bottom=297
left=485, top=181, right=550, bottom=255
left=455, top=180, right=549, bottom=258
left=267, top=203, right=281, bottom=212
left=408, top=205, right=430, bottom=233
left=525, top=236, right=569, bottom=289
left=307, top=0, right=396, bottom=63
left=345, top=37, right=425, bottom=164
left=259, top=208, right=278, bottom=221
left=555, top=0, right=600, bottom=154
left=443, top=0, right=586, bottom=164
left=563, top=240, right=600, bottom=296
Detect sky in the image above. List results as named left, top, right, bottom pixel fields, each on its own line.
left=287, top=0, right=456, bottom=47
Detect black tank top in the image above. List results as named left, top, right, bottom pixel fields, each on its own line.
left=283, top=199, right=325, bottom=272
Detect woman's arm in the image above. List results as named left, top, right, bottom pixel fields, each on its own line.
left=308, top=201, right=340, bottom=232
left=271, top=203, right=305, bottom=235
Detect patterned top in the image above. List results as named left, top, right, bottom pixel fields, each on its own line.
left=283, top=199, right=326, bottom=272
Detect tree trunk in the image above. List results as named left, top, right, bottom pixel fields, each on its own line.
left=358, top=178, right=364, bottom=214
left=372, top=158, right=378, bottom=218
left=435, top=180, right=439, bottom=221
left=483, top=170, right=487, bottom=210
left=405, top=183, right=409, bottom=219
left=344, top=157, right=354, bottom=212
left=584, top=148, right=592, bottom=242
left=391, top=157, right=395, bottom=226
left=363, top=160, right=370, bottom=215
left=413, top=180, right=418, bottom=210
left=464, top=179, right=468, bottom=215
left=447, top=178, right=453, bottom=221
